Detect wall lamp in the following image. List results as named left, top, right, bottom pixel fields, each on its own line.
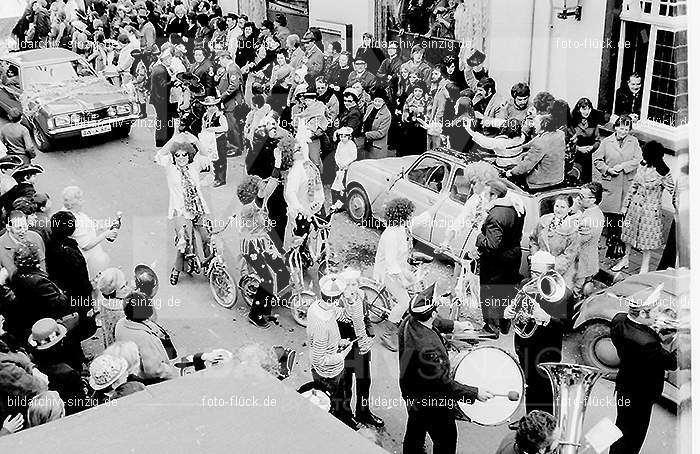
left=553, top=0, right=583, bottom=20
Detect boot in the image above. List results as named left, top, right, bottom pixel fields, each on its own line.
left=356, top=408, right=384, bottom=428
left=380, top=322, right=399, bottom=352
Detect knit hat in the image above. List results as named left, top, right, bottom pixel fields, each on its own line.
left=319, top=274, right=346, bottom=297
left=97, top=268, right=127, bottom=297
left=14, top=242, right=41, bottom=271
left=88, top=355, right=128, bottom=390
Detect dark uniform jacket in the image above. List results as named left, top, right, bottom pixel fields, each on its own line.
left=476, top=199, right=524, bottom=285
left=398, top=316, right=478, bottom=403
left=610, top=312, right=677, bottom=398
left=614, top=86, right=642, bottom=117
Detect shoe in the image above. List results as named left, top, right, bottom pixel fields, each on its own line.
left=611, top=258, right=629, bottom=272
left=337, top=415, right=359, bottom=431
left=212, top=180, right=225, bottom=188
left=248, top=315, right=271, bottom=329
left=169, top=268, right=180, bottom=285
left=356, top=410, right=384, bottom=428
left=380, top=322, right=399, bottom=352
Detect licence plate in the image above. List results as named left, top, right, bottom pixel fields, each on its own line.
left=81, top=124, right=112, bottom=137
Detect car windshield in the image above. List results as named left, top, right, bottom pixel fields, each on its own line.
left=21, top=59, right=97, bottom=89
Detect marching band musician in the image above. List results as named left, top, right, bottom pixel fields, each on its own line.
left=336, top=267, right=384, bottom=428
left=504, top=251, right=565, bottom=415
left=494, top=410, right=560, bottom=454
left=399, top=285, right=494, bottom=454
left=609, top=284, right=677, bottom=454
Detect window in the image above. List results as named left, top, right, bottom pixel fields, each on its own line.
left=449, top=168, right=469, bottom=204
left=616, top=3, right=687, bottom=128
left=407, top=156, right=451, bottom=193
left=21, top=59, right=96, bottom=90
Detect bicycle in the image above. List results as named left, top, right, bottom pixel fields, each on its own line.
left=202, top=215, right=238, bottom=309
left=238, top=236, right=316, bottom=327
left=433, top=245, right=481, bottom=323
left=358, top=252, right=435, bottom=324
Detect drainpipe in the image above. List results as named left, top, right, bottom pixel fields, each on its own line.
left=544, top=0, right=555, bottom=90
left=527, top=0, right=536, bottom=84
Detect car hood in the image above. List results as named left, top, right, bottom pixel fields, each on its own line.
left=349, top=155, right=419, bottom=176
left=573, top=268, right=689, bottom=328
left=23, top=78, right=131, bottom=116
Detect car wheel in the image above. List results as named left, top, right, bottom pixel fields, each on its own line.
left=32, top=122, right=54, bottom=152
left=580, top=322, right=619, bottom=379
left=346, top=185, right=371, bottom=224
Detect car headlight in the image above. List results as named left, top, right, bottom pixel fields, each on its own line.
left=116, top=104, right=131, bottom=115
left=132, top=102, right=140, bottom=113
left=107, top=106, right=117, bottom=117
left=52, top=115, right=70, bottom=128
left=69, top=113, right=81, bottom=125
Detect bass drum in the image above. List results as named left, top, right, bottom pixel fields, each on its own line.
left=451, top=346, right=524, bottom=426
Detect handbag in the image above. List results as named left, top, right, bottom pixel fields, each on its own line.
left=142, top=321, right=179, bottom=360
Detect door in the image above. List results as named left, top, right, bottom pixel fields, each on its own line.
left=374, top=155, right=452, bottom=242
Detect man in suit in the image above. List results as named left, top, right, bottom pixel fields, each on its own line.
left=475, top=179, right=525, bottom=336
left=399, top=285, right=493, bottom=454
left=0, top=164, right=43, bottom=217
left=301, top=31, right=325, bottom=81
left=609, top=284, right=677, bottom=454
left=216, top=51, right=244, bottom=157
left=0, top=210, right=46, bottom=279
left=150, top=49, right=174, bottom=147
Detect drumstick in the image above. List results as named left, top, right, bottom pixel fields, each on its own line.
left=492, top=391, right=520, bottom=401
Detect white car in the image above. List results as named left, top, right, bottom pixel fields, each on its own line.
left=344, top=148, right=581, bottom=269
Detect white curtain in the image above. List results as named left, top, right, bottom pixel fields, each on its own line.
left=455, top=0, right=489, bottom=70
left=238, top=0, right=267, bottom=24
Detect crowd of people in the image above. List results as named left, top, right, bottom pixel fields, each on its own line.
left=1, top=0, right=683, bottom=453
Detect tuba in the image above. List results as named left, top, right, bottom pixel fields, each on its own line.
left=511, top=269, right=567, bottom=338
left=538, top=363, right=603, bottom=454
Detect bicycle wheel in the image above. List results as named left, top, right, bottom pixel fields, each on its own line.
left=238, top=273, right=260, bottom=307
left=360, top=283, right=390, bottom=324
left=209, top=266, right=238, bottom=309
left=290, top=292, right=315, bottom=327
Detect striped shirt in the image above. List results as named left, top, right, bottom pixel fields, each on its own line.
left=306, top=302, right=344, bottom=378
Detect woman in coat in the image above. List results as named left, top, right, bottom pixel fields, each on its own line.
left=592, top=115, right=642, bottom=259
left=529, top=195, right=579, bottom=290
left=7, top=243, right=72, bottom=343
left=45, top=211, right=95, bottom=342
left=569, top=98, right=603, bottom=183
left=360, top=88, right=392, bottom=160
left=614, top=141, right=674, bottom=274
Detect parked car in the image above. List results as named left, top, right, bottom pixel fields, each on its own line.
left=344, top=147, right=581, bottom=273
left=573, top=267, right=688, bottom=403
left=0, top=48, right=140, bottom=152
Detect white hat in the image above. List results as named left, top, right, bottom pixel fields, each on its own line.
left=627, top=283, right=665, bottom=310
left=319, top=274, right=346, bottom=297
left=531, top=251, right=555, bottom=273
left=339, top=268, right=361, bottom=282
left=88, top=355, right=128, bottom=391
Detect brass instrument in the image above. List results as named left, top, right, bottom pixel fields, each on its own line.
left=652, top=307, right=680, bottom=337
left=511, top=270, right=567, bottom=338
left=538, top=363, right=603, bottom=454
